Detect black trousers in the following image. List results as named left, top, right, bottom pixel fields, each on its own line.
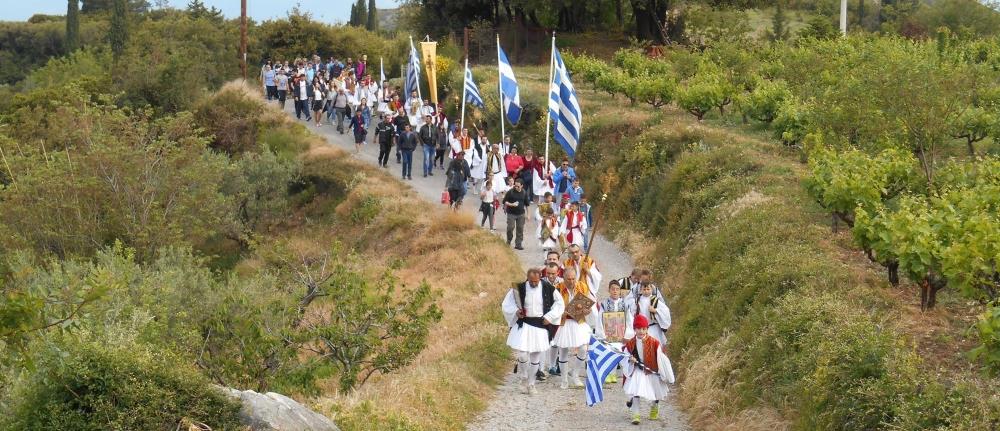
left=378, top=142, right=392, bottom=166
left=434, top=149, right=446, bottom=166
left=294, top=99, right=311, bottom=120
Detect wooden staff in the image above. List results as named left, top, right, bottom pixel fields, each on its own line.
left=0, top=145, right=15, bottom=190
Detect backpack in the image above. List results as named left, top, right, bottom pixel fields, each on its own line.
left=446, top=166, right=464, bottom=191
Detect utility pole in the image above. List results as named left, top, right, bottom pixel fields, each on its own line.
left=240, top=0, right=248, bottom=80
left=840, top=0, right=848, bottom=36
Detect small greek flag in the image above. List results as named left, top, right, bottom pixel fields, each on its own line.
left=404, top=39, right=421, bottom=98
left=497, top=44, right=522, bottom=125
left=549, top=45, right=582, bottom=159
left=586, top=337, right=626, bottom=407
left=464, top=65, right=485, bottom=108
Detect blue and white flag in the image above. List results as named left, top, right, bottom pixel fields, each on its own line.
left=497, top=44, right=521, bottom=125
left=549, top=46, right=582, bottom=158
left=464, top=64, right=485, bottom=108
left=404, top=39, right=421, bottom=98
left=585, top=337, right=627, bottom=407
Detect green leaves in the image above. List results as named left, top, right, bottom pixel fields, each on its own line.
left=969, top=303, right=1000, bottom=372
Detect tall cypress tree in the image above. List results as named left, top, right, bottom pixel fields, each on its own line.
left=66, top=0, right=80, bottom=53
left=771, top=1, right=789, bottom=41
left=357, top=0, right=368, bottom=29
left=109, top=0, right=128, bottom=63
left=349, top=2, right=358, bottom=26
left=367, top=0, right=378, bottom=32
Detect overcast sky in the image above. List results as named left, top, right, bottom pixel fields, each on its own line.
left=0, top=1, right=404, bottom=24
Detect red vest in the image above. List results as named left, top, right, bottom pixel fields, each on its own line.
left=624, top=336, right=661, bottom=373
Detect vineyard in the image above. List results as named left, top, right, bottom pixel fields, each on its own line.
left=564, top=34, right=1000, bottom=373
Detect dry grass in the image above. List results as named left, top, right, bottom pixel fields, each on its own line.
left=221, top=81, right=523, bottom=430
left=306, top=140, right=522, bottom=430
left=679, top=336, right=790, bottom=431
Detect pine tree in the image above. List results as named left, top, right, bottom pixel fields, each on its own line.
left=109, top=0, right=128, bottom=63
left=771, top=1, right=789, bottom=41
left=367, top=0, right=378, bottom=32
left=66, top=0, right=80, bottom=53
left=357, top=0, right=368, bottom=29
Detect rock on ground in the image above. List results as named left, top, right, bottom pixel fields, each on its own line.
left=223, top=388, right=339, bottom=431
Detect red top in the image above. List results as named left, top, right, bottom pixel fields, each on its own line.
left=505, top=154, right=525, bottom=176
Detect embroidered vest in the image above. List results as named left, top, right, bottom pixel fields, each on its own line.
left=624, top=336, right=660, bottom=373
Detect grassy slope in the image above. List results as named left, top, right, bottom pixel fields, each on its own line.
left=489, top=67, right=999, bottom=429
left=229, top=85, right=522, bottom=431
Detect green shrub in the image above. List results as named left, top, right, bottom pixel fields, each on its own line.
left=4, top=334, right=242, bottom=431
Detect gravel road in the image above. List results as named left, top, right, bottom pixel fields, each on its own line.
left=292, top=108, right=689, bottom=431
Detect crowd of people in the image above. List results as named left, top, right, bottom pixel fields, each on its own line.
left=261, top=54, right=674, bottom=427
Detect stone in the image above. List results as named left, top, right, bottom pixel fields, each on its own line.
left=222, top=387, right=340, bottom=431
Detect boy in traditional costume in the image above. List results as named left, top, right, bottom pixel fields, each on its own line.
left=502, top=268, right=564, bottom=395
left=625, top=282, right=671, bottom=346
left=623, top=314, right=675, bottom=425
left=560, top=201, right=588, bottom=249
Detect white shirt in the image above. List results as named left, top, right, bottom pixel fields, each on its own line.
left=298, top=81, right=308, bottom=101
left=523, top=281, right=545, bottom=318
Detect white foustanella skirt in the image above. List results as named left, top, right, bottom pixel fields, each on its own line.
left=507, top=323, right=551, bottom=353
left=551, top=318, right=591, bottom=348
left=624, top=369, right=669, bottom=401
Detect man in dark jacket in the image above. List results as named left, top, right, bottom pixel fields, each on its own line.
left=392, top=108, right=409, bottom=164
left=291, top=74, right=314, bottom=121
left=419, top=115, right=436, bottom=178
left=446, top=151, right=472, bottom=211
left=502, top=179, right=532, bottom=250
left=398, top=124, right=419, bottom=180
left=374, top=116, right=395, bottom=168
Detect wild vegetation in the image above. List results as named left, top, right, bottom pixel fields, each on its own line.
left=0, top=3, right=522, bottom=431
left=553, top=25, right=1000, bottom=431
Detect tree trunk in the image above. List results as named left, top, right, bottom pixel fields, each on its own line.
left=920, top=274, right=946, bottom=310
left=887, top=260, right=899, bottom=287
left=967, top=137, right=977, bottom=158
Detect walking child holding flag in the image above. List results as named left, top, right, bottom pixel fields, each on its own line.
left=622, top=314, right=675, bottom=425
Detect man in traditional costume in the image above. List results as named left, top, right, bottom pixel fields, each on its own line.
left=484, top=143, right=507, bottom=194
left=502, top=268, right=564, bottom=395
left=469, top=129, right=487, bottom=188
left=564, top=244, right=602, bottom=295
left=622, top=314, right=675, bottom=425
left=550, top=267, right=598, bottom=389
left=405, top=90, right=423, bottom=127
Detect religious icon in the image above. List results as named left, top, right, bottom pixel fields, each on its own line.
left=602, top=311, right=626, bottom=343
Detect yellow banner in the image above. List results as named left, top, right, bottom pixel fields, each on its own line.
left=420, top=41, right=438, bottom=105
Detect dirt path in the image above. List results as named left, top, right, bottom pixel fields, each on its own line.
left=291, top=108, right=689, bottom=430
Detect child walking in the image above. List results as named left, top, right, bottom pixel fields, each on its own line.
left=622, top=314, right=675, bottom=425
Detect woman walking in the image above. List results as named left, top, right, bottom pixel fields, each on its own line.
left=480, top=179, right=497, bottom=231
left=311, top=77, right=326, bottom=127
left=349, top=109, right=367, bottom=153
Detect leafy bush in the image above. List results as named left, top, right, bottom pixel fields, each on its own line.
left=739, top=78, right=791, bottom=123
left=971, top=303, right=1000, bottom=372
left=3, top=333, right=242, bottom=431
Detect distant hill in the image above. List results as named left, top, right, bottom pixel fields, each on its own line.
left=378, top=8, right=399, bottom=32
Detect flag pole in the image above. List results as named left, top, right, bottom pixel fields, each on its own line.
left=460, top=57, right=468, bottom=131
left=544, top=32, right=555, bottom=176
left=497, top=34, right=506, bottom=153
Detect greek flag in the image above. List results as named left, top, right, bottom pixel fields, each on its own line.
left=464, top=65, right=485, bottom=108
left=404, top=40, right=420, bottom=98
left=497, top=44, right=521, bottom=125
left=549, top=47, right=582, bottom=158
left=586, top=337, right=627, bottom=407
